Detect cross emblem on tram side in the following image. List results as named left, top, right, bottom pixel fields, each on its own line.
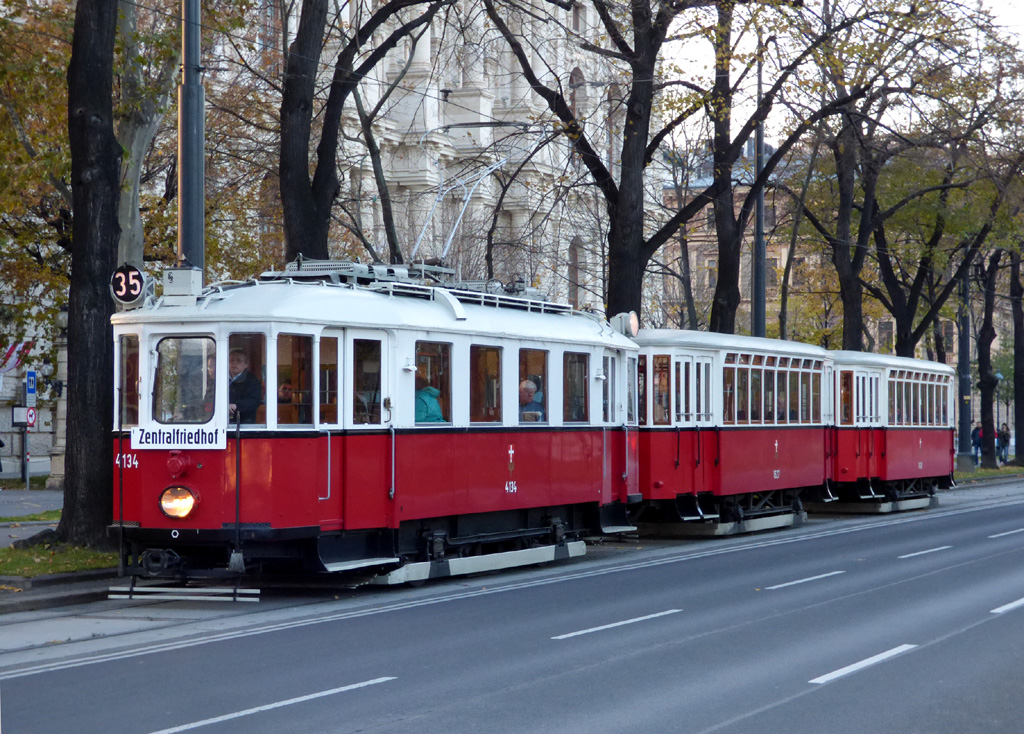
left=775, top=439, right=779, bottom=457
left=508, top=444, right=515, bottom=471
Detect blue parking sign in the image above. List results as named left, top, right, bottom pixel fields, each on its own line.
left=26, top=369, right=36, bottom=407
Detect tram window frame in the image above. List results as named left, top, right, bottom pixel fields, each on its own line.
left=764, top=369, right=776, bottom=422
left=812, top=372, right=821, bottom=423
left=353, top=339, right=382, bottom=425
left=228, top=332, right=267, bottom=425
left=800, top=371, right=811, bottom=423
left=518, top=348, right=548, bottom=424
left=277, top=333, right=314, bottom=426
left=776, top=369, right=787, bottom=424
left=602, top=355, right=616, bottom=423
left=416, top=341, right=452, bottom=424
left=118, top=334, right=140, bottom=427
left=682, top=361, right=692, bottom=422
left=319, top=336, right=339, bottom=425
left=153, top=335, right=219, bottom=425
left=788, top=371, right=799, bottom=423
left=627, top=356, right=638, bottom=424
left=470, top=345, right=502, bottom=423
left=737, top=367, right=749, bottom=424
left=653, top=355, right=671, bottom=425
left=637, top=355, right=647, bottom=425
left=750, top=368, right=762, bottom=423
left=674, top=361, right=683, bottom=422
left=563, top=352, right=590, bottom=423
left=723, top=366, right=736, bottom=425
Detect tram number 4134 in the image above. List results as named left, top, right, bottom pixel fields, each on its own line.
left=505, top=481, right=518, bottom=494
left=116, top=453, right=139, bottom=469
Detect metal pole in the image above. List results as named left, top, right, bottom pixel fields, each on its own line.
left=22, top=425, right=29, bottom=489
left=177, top=0, right=204, bottom=276
left=957, top=264, right=973, bottom=471
left=752, top=32, right=766, bottom=338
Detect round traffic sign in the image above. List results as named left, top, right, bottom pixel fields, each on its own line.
left=26, top=407, right=36, bottom=427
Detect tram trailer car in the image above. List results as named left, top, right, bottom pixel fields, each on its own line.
left=631, top=330, right=833, bottom=535
left=110, top=264, right=639, bottom=584
left=823, top=351, right=955, bottom=512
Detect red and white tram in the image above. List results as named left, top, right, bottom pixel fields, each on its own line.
left=110, top=262, right=639, bottom=583
left=825, top=351, right=955, bottom=511
left=630, top=330, right=833, bottom=535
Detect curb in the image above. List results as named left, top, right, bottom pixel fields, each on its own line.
left=0, top=569, right=118, bottom=615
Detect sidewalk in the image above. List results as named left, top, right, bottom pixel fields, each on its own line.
left=0, top=456, right=52, bottom=482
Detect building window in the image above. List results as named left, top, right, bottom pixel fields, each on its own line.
left=879, top=321, right=894, bottom=353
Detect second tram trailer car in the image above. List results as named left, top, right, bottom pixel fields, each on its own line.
left=630, top=330, right=834, bottom=535
left=823, top=351, right=955, bottom=512
left=109, top=262, right=639, bottom=584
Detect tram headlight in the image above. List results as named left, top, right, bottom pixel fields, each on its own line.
left=159, top=486, right=198, bottom=519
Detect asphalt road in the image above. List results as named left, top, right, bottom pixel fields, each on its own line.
left=4, top=481, right=1024, bottom=733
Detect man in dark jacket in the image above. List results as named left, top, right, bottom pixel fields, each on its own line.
left=228, top=349, right=262, bottom=423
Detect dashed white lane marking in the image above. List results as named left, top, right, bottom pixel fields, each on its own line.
left=898, top=545, right=952, bottom=559
left=809, top=645, right=917, bottom=685
left=145, top=677, right=396, bottom=733
left=989, top=528, right=1024, bottom=539
left=765, top=571, right=845, bottom=590
left=991, top=597, right=1024, bottom=614
left=552, top=609, right=682, bottom=640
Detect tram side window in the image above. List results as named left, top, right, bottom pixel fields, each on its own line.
left=888, top=379, right=896, bottom=423
left=228, top=333, right=266, bottom=424
left=737, top=367, right=749, bottom=423
left=840, top=371, right=854, bottom=425
left=519, top=348, right=547, bottom=424
left=723, top=367, right=736, bottom=425
left=320, top=337, right=339, bottom=424
left=470, top=345, right=502, bottom=423
left=603, top=355, right=616, bottom=423
left=627, top=356, right=638, bottom=424
left=637, top=355, right=647, bottom=425
left=788, top=371, right=800, bottom=423
left=800, top=372, right=811, bottom=423
left=153, top=336, right=217, bottom=424
left=416, top=341, right=451, bottom=423
left=277, top=334, right=313, bottom=425
left=353, top=339, right=382, bottom=424
left=750, top=368, right=762, bottom=423
left=564, top=352, right=589, bottom=422
left=118, top=335, right=140, bottom=427
left=764, top=369, right=775, bottom=422
left=653, top=355, right=671, bottom=425
left=776, top=370, right=787, bottom=424
left=812, top=372, right=821, bottom=423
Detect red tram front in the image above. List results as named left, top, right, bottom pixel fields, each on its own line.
left=110, top=263, right=639, bottom=582
left=631, top=330, right=833, bottom=535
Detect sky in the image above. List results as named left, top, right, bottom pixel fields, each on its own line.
left=988, top=3, right=1024, bottom=41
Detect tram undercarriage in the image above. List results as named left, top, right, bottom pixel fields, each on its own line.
left=804, top=475, right=948, bottom=514
left=632, top=488, right=807, bottom=537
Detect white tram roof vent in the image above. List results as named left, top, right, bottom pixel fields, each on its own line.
left=264, top=257, right=458, bottom=287
left=161, top=267, right=203, bottom=306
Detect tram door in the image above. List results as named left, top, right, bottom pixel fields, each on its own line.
left=674, top=355, right=715, bottom=497
left=337, top=330, right=392, bottom=530
left=316, top=332, right=343, bottom=529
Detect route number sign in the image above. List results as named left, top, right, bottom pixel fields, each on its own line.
left=110, top=264, right=147, bottom=305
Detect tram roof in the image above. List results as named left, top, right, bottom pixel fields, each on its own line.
left=830, top=350, right=956, bottom=375
left=111, top=278, right=636, bottom=349
left=633, top=329, right=831, bottom=358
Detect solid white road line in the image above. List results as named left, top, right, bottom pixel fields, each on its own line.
left=765, top=571, right=845, bottom=590
left=809, top=645, right=917, bottom=685
left=991, top=597, right=1024, bottom=614
left=144, top=677, right=396, bottom=733
left=552, top=609, right=682, bottom=640
left=989, top=528, right=1024, bottom=539
left=897, top=545, right=952, bottom=559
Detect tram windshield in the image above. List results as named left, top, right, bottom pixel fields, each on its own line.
left=153, top=336, right=216, bottom=424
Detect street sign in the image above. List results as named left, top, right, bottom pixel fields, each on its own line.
left=25, top=370, right=36, bottom=408
left=12, top=406, right=28, bottom=426
left=25, top=406, right=36, bottom=427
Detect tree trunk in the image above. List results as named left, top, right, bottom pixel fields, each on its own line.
left=61, top=0, right=121, bottom=547
left=1012, top=251, right=1023, bottom=466
left=976, top=250, right=1002, bottom=470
